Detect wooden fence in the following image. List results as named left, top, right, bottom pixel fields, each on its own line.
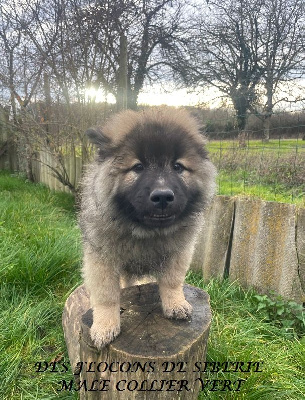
left=31, top=150, right=84, bottom=193
left=0, top=104, right=91, bottom=192
left=192, top=196, right=305, bottom=304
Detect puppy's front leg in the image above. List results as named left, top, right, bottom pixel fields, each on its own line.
left=158, top=259, right=192, bottom=320
left=83, top=247, right=120, bottom=348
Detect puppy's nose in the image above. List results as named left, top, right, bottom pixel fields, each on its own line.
left=150, top=189, right=174, bottom=208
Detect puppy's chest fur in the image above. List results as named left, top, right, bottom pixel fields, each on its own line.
left=115, top=235, right=174, bottom=276
left=121, top=252, right=170, bottom=276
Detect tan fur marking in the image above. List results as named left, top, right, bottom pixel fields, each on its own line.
left=101, top=107, right=206, bottom=145
left=123, top=171, right=139, bottom=185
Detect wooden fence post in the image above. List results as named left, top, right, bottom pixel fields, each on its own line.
left=62, top=283, right=212, bottom=399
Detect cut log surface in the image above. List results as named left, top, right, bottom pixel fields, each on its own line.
left=63, top=283, right=212, bottom=400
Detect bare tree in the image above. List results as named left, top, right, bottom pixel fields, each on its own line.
left=178, top=0, right=305, bottom=141
left=0, top=2, right=47, bottom=118
left=2, top=0, right=190, bottom=111
left=66, top=0, right=189, bottom=110
left=254, top=0, right=305, bottom=141
left=176, top=0, right=264, bottom=138
left=0, top=0, right=87, bottom=187
left=0, top=1, right=48, bottom=178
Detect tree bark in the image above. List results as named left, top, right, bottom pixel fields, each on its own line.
left=62, top=283, right=212, bottom=399
left=262, top=115, right=271, bottom=142
left=116, top=34, right=128, bottom=112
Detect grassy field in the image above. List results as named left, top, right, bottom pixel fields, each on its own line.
left=208, top=138, right=305, bottom=152
left=207, top=139, right=305, bottom=206
left=0, top=171, right=304, bottom=399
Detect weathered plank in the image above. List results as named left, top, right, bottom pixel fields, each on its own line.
left=229, top=198, right=304, bottom=302
left=192, top=196, right=235, bottom=279
left=296, top=207, right=305, bottom=299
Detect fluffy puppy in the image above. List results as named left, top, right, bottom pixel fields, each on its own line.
left=79, top=108, right=216, bottom=348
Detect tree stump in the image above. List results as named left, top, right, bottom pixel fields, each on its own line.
left=62, top=283, right=212, bottom=399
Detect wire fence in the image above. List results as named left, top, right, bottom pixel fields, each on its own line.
left=208, top=137, right=305, bottom=204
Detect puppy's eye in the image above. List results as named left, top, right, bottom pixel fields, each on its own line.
left=173, top=162, right=185, bottom=173
left=131, top=163, right=144, bottom=172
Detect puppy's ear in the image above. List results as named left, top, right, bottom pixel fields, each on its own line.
left=85, top=127, right=112, bottom=159
left=86, top=127, right=111, bottom=146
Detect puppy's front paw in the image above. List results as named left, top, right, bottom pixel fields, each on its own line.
left=90, top=320, right=120, bottom=349
left=163, top=299, right=193, bottom=320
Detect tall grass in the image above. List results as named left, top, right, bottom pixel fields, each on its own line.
left=0, top=171, right=304, bottom=399
left=0, top=171, right=80, bottom=399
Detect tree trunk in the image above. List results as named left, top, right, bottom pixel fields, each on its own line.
left=238, top=131, right=247, bottom=148
left=127, top=89, right=139, bottom=110
left=25, top=143, right=35, bottom=182
left=2, top=105, right=18, bottom=171
left=263, top=77, right=273, bottom=142
left=116, top=34, right=128, bottom=112
left=43, top=73, right=52, bottom=144
left=62, top=283, right=212, bottom=399
left=262, top=115, right=271, bottom=142
left=232, top=93, right=248, bottom=148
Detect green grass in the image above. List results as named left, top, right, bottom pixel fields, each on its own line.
left=216, top=171, right=305, bottom=205
left=0, top=171, right=304, bottom=399
left=0, top=171, right=80, bottom=399
left=186, top=272, right=305, bottom=400
left=207, top=138, right=305, bottom=153
left=207, top=139, right=305, bottom=205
